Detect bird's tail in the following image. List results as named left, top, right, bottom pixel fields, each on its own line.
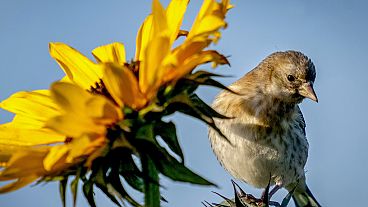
left=292, top=185, right=321, bottom=207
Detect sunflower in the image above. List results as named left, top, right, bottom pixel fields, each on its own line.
left=0, top=0, right=232, bottom=205
left=0, top=83, right=122, bottom=193
left=49, top=0, right=231, bottom=107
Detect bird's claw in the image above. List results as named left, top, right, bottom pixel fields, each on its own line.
left=204, top=180, right=282, bottom=207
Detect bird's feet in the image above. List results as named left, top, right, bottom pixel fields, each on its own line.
left=234, top=180, right=281, bottom=207
left=203, top=180, right=296, bottom=207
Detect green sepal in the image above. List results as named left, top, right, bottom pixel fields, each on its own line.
left=136, top=124, right=155, bottom=143
left=154, top=120, right=184, bottom=162
left=82, top=180, right=96, bottom=207
left=117, top=150, right=144, bottom=192
left=94, top=165, right=122, bottom=207
left=164, top=93, right=229, bottom=142
left=189, top=94, right=231, bottom=119
left=70, top=168, right=81, bottom=207
left=59, top=177, right=68, bottom=207
left=107, top=169, right=143, bottom=207
left=147, top=143, right=215, bottom=186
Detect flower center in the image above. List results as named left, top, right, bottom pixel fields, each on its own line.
left=64, top=137, right=73, bottom=143
left=88, top=79, right=118, bottom=105
left=124, top=61, right=140, bottom=78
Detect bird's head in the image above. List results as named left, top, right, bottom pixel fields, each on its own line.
left=261, top=51, right=318, bottom=104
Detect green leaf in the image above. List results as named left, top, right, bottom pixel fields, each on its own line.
left=189, top=94, right=230, bottom=119
left=94, top=166, right=122, bottom=207
left=82, top=180, right=96, bottom=207
left=136, top=124, right=155, bottom=143
left=141, top=155, right=160, bottom=207
left=70, top=180, right=78, bottom=207
left=165, top=93, right=229, bottom=143
left=124, top=173, right=144, bottom=192
left=185, top=70, right=237, bottom=94
left=116, top=153, right=144, bottom=192
left=186, top=77, right=237, bottom=94
left=59, top=177, right=68, bottom=207
left=70, top=168, right=81, bottom=207
left=189, top=70, right=230, bottom=79
left=155, top=121, right=184, bottom=162
left=107, top=169, right=143, bottom=207
left=148, top=144, right=215, bottom=186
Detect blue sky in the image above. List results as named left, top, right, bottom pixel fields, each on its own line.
left=1, top=0, right=367, bottom=206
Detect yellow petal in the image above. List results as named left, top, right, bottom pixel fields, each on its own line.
left=0, top=123, right=65, bottom=146
left=188, top=0, right=213, bottom=37
left=103, top=63, right=147, bottom=109
left=166, top=0, right=189, bottom=43
left=152, top=0, right=168, bottom=35
left=10, top=115, right=45, bottom=129
left=49, top=42, right=103, bottom=89
left=60, top=75, right=73, bottom=83
left=0, top=90, right=59, bottom=123
left=135, top=15, right=153, bottom=61
left=43, top=145, right=68, bottom=171
left=86, top=95, right=122, bottom=123
left=65, top=135, right=92, bottom=163
left=165, top=50, right=229, bottom=81
left=0, top=175, right=38, bottom=193
left=0, top=148, right=49, bottom=180
left=171, top=0, right=229, bottom=64
left=50, top=82, right=91, bottom=114
left=140, top=34, right=171, bottom=99
left=48, top=82, right=118, bottom=137
left=46, top=114, right=104, bottom=138
left=189, top=15, right=225, bottom=39
left=66, top=135, right=105, bottom=163
left=135, top=0, right=170, bottom=62
left=43, top=135, right=106, bottom=171
left=92, top=42, right=126, bottom=65
left=187, top=0, right=231, bottom=40
left=171, top=40, right=210, bottom=65
left=0, top=144, right=29, bottom=166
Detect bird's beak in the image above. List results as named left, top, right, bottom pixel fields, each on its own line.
left=299, top=82, right=318, bottom=102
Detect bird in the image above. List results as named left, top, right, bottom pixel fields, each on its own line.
left=208, top=51, right=321, bottom=207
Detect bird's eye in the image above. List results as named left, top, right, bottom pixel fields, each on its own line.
left=287, top=75, right=295, bottom=82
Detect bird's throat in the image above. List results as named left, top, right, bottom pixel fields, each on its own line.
left=246, top=95, right=296, bottom=125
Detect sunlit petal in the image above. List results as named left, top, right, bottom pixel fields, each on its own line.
left=0, top=148, right=49, bottom=180
left=43, top=145, right=68, bottom=171
left=92, top=42, right=126, bottom=65
left=165, top=50, right=229, bottom=81
left=152, top=0, right=169, bottom=35
left=188, top=0, right=231, bottom=41
left=0, top=176, right=38, bottom=193
left=135, top=15, right=153, bottom=61
left=46, top=114, right=104, bottom=138
left=103, top=63, right=147, bottom=109
left=166, top=0, right=189, bottom=43
left=0, top=144, right=28, bottom=166
left=66, top=135, right=105, bottom=164
left=140, top=35, right=171, bottom=99
left=85, top=95, right=122, bottom=123
left=49, top=82, right=90, bottom=114
left=0, top=124, right=65, bottom=146
left=0, top=90, right=59, bottom=123
left=49, top=42, right=103, bottom=89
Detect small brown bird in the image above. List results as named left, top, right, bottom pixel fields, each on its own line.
left=208, top=51, right=321, bottom=206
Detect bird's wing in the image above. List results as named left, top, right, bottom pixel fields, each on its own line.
left=296, top=106, right=306, bottom=136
